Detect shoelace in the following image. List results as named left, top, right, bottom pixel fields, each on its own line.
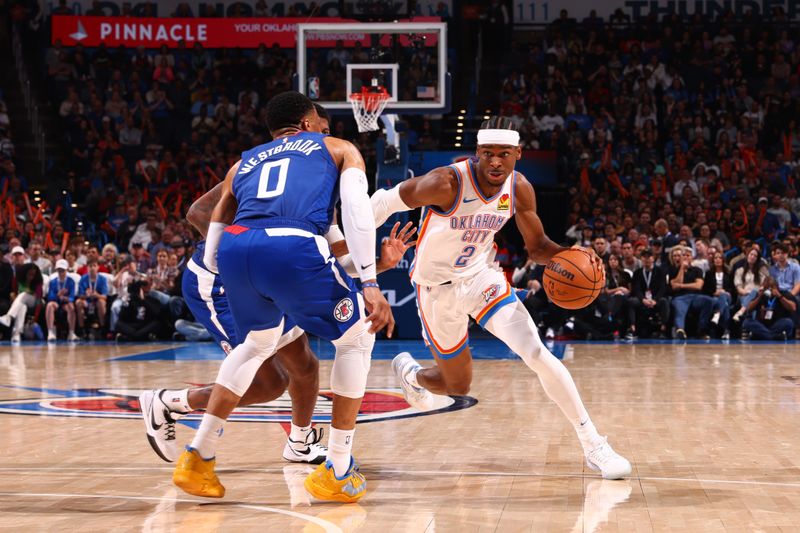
left=306, top=426, right=325, bottom=446
left=588, top=438, right=613, bottom=462
left=163, top=409, right=176, bottom=441
left=288, top=427, right=326, bottom=448
left=402, top=362, right=425, bottom=393
left=165, top=422, right=176, bottom=441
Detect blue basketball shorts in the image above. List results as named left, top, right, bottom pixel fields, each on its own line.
left=182, top=257, right=302, bottom=352
left=217, top=225, right=363, bottom=342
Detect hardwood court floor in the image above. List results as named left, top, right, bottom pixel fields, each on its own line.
left=1, top=341, right=799, bottom=532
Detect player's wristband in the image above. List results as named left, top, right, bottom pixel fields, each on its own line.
left=362, top=281, right=380, bottom=290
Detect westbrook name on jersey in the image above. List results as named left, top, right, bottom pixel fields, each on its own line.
left=232, top=131, right=338, bottom=234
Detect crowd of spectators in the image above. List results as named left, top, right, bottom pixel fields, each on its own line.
left=4, top=5, right=800, bottom=342
left=2, top=0, right=447, bottom=343
left=494, top=8, right=800, bottom=340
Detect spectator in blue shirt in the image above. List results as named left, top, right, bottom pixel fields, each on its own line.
left=76, top=261, right=109, bottom=333
left=46, top=259, right=78, bottom=342
left=769, top=242, right=800, bottom=296
left=769, top=241, right=800, bottom=332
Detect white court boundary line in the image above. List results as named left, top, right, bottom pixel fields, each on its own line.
left=0, top=491, right=342, bottom=533
left=1, top=466, right=799, bottom=490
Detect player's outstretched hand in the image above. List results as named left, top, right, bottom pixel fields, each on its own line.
left=378, top=221, right=417, bottom=271
left=363, top=285, right=395, bottom=338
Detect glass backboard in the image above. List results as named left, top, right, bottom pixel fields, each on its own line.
left=296, top=22, right=449, bottom=114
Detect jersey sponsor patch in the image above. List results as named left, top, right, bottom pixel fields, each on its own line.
left=482, top=284, right=502, bottom=302
left=497, top=193, right=510, bottom=211
left=334, top=297, right=355, bottom=322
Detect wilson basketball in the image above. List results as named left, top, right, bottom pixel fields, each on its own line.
left=543, top=249, right=604, bottom=310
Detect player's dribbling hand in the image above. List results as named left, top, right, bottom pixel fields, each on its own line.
left=378, top=221, right=417, bottom=270
left=363, top=285, right=395, bottom=338
left=571, top=244, right=606, bottom=285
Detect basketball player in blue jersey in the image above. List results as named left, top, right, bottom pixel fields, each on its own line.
left=172, top=91, right=393, bottom=502
left=139, top=198, right=414, bottom=465
left=139, top=105, right=334, bottom=465
left=371, top=116, right=632, bottom=479
left=142, top=105, right=413, bottom=466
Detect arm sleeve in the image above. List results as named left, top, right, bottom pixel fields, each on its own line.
left=371, top=183, right=412, bottom=227
left=203, top=222, right=227, bottom=274
left=340, top=167, right=377, bottom=281
left=324, top=224, right=360, bottom=279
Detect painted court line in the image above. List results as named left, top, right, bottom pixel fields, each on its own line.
left=1, top=466, right=799, bottom=489
left=0, top=491, right=342, bottom=533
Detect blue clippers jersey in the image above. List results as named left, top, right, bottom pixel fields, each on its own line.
left=232, top=132, right=339, bottom=234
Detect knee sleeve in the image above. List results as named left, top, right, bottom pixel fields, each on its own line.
left=484, top=300, right=544, bottom=370
left=215, top=325, right=283, bottom=397
left=330, top=319, right=374, bottom=398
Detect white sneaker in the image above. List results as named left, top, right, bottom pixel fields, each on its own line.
left=392, top=352, right=436, bottom=411
left=11, top=333, right=20, bottom=344
left=139, top=389, right=184, bottom=462
left=585, top=438, right=632, bottom=480
left=0, top=314, right=10, bottom=327
left=282, top=426, right=327, bottom=464
left=546, top=327, right=555, bottom=339
left=47, top=331, right=56, bottom=343
left=67, top=332, right=80, bottom=342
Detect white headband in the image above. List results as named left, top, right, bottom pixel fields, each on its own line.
left=477, top=129, right=520, bottom=147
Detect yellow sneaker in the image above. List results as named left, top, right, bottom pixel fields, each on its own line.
left=303, top=458, right=366, bottom=503
left=172, top=447, right=225, bottom=498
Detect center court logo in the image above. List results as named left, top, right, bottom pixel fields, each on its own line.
left=0, top=386, right=476, bottom=424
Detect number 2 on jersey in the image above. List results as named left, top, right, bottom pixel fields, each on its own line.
left=256, top=158, right=290, bottom=198
left=454, top=245, right=476, bottom=267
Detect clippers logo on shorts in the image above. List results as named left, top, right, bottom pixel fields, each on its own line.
left=497, top=193, right=510, bottom=211
left=482, top=284, right=502, bottom=303
left=0, top=386, right=477, bottom=424
left=334, top=297, right=354, bottom=322
left=220, top=341, right=233, bottom=355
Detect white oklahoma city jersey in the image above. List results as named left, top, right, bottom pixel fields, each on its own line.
left=410, top=159, right=516, bottom=286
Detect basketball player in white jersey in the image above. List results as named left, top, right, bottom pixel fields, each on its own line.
left=370, top=116, right=631, bottom=479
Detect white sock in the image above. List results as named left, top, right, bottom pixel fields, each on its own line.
left=161, top=389, right=191, bottom=413
left=327, top=427, right=355, bottom=478
left=575, top=417, right=605, bottom=453
left=407, top=367, right=421, bottom=388
left=190, top=413, right=225, bottom=459
left=289, top=423, right=312, bottom=446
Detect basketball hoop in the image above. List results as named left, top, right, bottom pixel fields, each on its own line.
left=349, top=86, right=390, bottom=133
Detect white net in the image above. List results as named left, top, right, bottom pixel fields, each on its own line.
left=349, top=90, right=390, bottom=133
